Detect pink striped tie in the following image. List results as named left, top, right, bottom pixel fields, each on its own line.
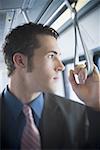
left=21, top=105, right=41, bottom=150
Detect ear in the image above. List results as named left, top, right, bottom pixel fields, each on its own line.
left=13, top=53, right=27, bottom=69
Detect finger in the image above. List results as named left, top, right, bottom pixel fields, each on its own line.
left=74, top=64, right=87, bottom=84
left=88, top=64, right=100, bottom=82
left=78, top=68, right=87, bottom=84
left=74, top=64, right=86, bottom=74
left=94, top=64, right=100, bottom=75
left=69, top=69, right=78, bottom=90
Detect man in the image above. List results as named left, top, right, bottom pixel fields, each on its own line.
left=0, top=22, right=100, bottom=149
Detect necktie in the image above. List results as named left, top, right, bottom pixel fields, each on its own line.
left=21, top=105, right=41, bottom=150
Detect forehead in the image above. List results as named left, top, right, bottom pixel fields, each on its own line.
left=36, top=34, right=61, bottom=54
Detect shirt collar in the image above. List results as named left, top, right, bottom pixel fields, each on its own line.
left=4, top=86, right=44, bottom=120
left=29, top=93, right=44, bottom=119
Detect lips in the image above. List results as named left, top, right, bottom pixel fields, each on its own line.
left=53, top=77, right=59, bottom=80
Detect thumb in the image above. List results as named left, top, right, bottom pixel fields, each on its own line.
left=69, top=69, right=78, bottom=91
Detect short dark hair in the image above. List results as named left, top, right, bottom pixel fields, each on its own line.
left=2, top=22, right=59, bottom=76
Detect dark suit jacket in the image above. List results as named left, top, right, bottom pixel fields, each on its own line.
left=0, top=92, right=100, bottom=149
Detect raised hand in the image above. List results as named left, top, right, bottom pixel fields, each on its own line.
left=69, top=64, right=100, bottom=111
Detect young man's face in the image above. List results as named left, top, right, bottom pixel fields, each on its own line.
left=25, top=34, right=65, bottom=93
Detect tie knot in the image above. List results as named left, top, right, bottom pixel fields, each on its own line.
left=23, top=105, right=33, bottom=119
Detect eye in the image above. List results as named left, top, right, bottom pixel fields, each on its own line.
left=48, top=54, right=55, bottom=59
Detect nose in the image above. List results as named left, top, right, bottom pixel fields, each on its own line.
left=55, top=59, right=65, bottom=72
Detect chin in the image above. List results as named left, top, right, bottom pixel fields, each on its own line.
left=42, top=82, right=58, bottom=94
left=47, top=86, right=58, bottom=94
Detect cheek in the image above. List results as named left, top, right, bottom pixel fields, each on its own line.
left=42, top=63, right=54, bottom=77
left=34, top=59, right=55, bottom=80
left=36, top=67, right=53, bottom=85
left=42, top=60, right=55, bottom=71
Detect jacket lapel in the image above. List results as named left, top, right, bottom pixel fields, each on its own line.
left=39, top=93, right=70, bottom=149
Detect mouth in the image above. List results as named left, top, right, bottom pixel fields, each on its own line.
left=53, top=76, right=60, bottom=80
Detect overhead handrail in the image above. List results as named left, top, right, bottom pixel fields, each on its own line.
left=64, top=0, right=94, bottom=76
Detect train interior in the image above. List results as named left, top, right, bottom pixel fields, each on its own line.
left=0, top=0, right=100, bottom=103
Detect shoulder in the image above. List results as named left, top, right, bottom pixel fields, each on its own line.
left=44, top=92, right=86, bottom=113
left=0, top=91, right=4, bottom=101
left=0, top=90, right=5, bottom=110
left=0, top=91, right=3, bottom=104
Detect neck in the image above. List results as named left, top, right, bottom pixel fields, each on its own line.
left=8, top=77, right=41, bottom=104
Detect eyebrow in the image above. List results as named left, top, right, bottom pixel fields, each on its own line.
left=48, top=50, right=61, bottom=56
